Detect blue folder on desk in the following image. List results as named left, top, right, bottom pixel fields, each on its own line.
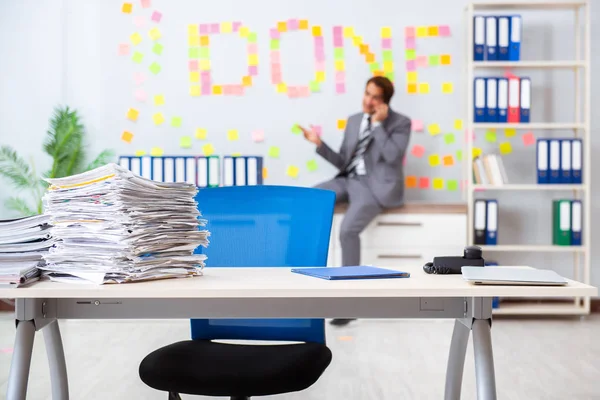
left=291, top=266, right=410, bottom=280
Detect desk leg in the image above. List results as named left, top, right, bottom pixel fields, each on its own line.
left=444, top=319, right=470, bottom=400
left=472, top=319, right=497, bottom=400
left=7, top=320, right=36, bottom=400
left=43, top=320, right=69, bottom=400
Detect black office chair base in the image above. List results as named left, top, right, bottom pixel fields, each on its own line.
left=168, top=392, right=182, bottom=400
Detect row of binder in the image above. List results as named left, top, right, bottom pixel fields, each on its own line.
left=474, top=77, right=530, bottom=123
left=536, top=139, right=582, bottom=184
left=473, top=15, right=521, bottom=61
left=553, top=200, right=582, bottom=246
left=473, top=154, right=508, bottom=185
left=118, top=156, right=264, bottom=187
left=474, top=199, right=498, bottom=245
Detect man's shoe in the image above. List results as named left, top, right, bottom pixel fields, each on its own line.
left=329, top=319, right=356, bottom=326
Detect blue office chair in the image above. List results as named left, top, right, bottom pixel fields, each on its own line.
left=139, top=185, right=336, bottom=400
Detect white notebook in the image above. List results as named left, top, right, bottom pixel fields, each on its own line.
left=461, top=267, right=568, bottom=286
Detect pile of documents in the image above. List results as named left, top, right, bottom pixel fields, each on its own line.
left=41, top=163, right=209, bottom=284
left=0, top=214, right=55, bottom=287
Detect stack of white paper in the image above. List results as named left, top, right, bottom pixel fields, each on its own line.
left=41, top=163, right=209, bottom=284
left=0, top=214, right=54, bottom=287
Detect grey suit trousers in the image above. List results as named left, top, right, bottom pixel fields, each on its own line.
left=315, top=176, right=382, bottom=266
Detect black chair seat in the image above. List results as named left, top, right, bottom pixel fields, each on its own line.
left=139, top=340, right=332, bottom=397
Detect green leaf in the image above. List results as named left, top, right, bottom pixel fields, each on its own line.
left=44, top=106, right=85, bottom=178
left=84, top=149, right=116, bottom=172
left=0, top=146, right=37, bottom=189
left=5, top=197, right=36, bottom=217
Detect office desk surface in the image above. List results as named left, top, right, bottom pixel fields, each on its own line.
left=0, top=266, right=595, bottom=299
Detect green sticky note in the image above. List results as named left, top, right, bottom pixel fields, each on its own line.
left=171, top=116, right=182, bottom=127
left=149, top=62, right=161, bottom=74
left=247, top=32, right=258, bottom=43
left=152, top=43, right=164, bottom=55
left=485, top=130, right=497, bottom=143
left=132, top=51, right=144, bottom=63
left=429, top=55, right=440, bottom=66
left=383, top=50, right=393, bottom=62
left=306, top=159, right=318, bottom=172
left=180, top=136, right=192, bottom=149
left=270, top=39, right=280, bottom=50
left=198, top=47, right=209, bottom=59
left=446, top=180, right=458, bottom=191
left=444, top=133, right=455, bottom=145
left=456, top=150, right=463, bottom=161
left=268, top=146, right=280, bottom=158
left=405, top=49, right=416, bottom=60
left=334, top=48, right=344, bottom=59
left=369, top=62, right=381, bottom=72
left=291, top=124, right=302, bottom=134
left=188, top=48, right=200, bottom=59
left=385, top=72, right=394, bottom=82
left=310, top=80, right=321, bottom=93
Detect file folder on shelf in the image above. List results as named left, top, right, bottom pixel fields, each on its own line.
left=536, top=139, right=549, bottom=184
left=571, top=200, right=582, bottom=246
left=485, top=16, right=498, bottom=61
left=519, top=77, right=531, bottom=123
left=560, top=139, right=572, bottom=184
left=548, top=139, right=560, bottom=184
left=486, top=78, right=498, bottom=122
left=197, top=156, right=220, bottom=188
left=571, top=139, right=582, bottom=184
left=118, top=156, right=142, bottom=176
left=174, top=157, right=186, bottom=183
left=486, top=200, right=498, bottom=245
left=184, top=157, right=197, bottom=185
left=474, top=199, right=487, bottom=245
left=141, top=156, right=152, bottom=180
left=473, top=16, right=486, bottom=61
left=223, top=156, right=264, bottom=186
left=474, top=78, right=486, bottom=122
left=497, top=16, right=510, bottom=61
left=152, top=157, right=164, bottom=182
left=553, top=200, right=571, bottom=246
left=497, top=78, right=508, bottom=123
left=509, top=15, right=521, bottom=61
left=163, top=157, right=175, bottom=183
left=507, top=77, right=520, bottom=123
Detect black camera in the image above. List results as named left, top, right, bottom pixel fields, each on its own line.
left=423, top=246, right=485, bottom=274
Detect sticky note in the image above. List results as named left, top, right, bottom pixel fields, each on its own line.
left=315, top=71, right=326, bottom=83
left=456, top=150, right=463, bottom=161
left=433, top=178, right=444, bottom=190
left=406, top=60, right=416, bottom=71
left=149, top=62, right=161, bottom=74
left=419, top=83, right=430, bottom=94
left=118, top=43, right=130, bottom=56
left=406, top=176, right=417, bottom=188
left=238, top=26, right=250, bottom=38
left=131, top=51, right=143, bottom=63
left=121, top=131, right=134, bottom=143
left=248, top=54, right=259, bottom=66
left=221, top=22, right=233, bottom=33
left=407, top=83, right=417, bottom=94
left=199, top=35, right=210, bottom=46
left=134, top=89, right=147, bottom=102
left=242, top=75, right=252, bottom=87
left=299, top=19, right=309, bottom=30
left=416, top=26, right=428, bottom=37
left=429, top=55, right=440, bottom=66
left=499, top=142, right=513, bottom=155
left=444, top=133, right=455, bottom=145
left=270, top=39, right=280, bottom=50
left=126, top=108, right=139, bottom=121
left=404, top=37, right=416, bottom=50
left=405, top=26, right=415, bottom=38
left=149, top=27, right=161, bottom=40
left=135, top=150, right=146, bottom=156
left=226, top=129, right=239, bottom=141
left=152, top=42, right=164, bottom=55
left=152, top=112, right=165, bottom=125
left=213, top=85, right=223, bottom=95
left=428, top=26, right=439, bottom=36
left=446, top=180, right=458, bottom=191
left=133, top=72, right=146, bottom=85
left=336, top=83, right=346, bottom=94
left=383, top=61, right=394, bottom=73
left=411, top=144, right=425, bottom=158
left=442, top=82, right=454, bottom=94
left=141, top=0, right=151, bottom=8
left=291, top=124, right=302, bottom=135
left=195, top=128, right=207, bottom=140
left=180, top=136, right=192, bottom=149
left=276, top=83, right=287, bottom=94
left=188, top=24, right=197, bottom=35
left=411, top=119, right=423, bottom=131
left=310, top=81, right=321, bottom=93
left=405, top=49, right=416, bottom=60
left=443, top=155, right=455, bottom=166
left=406, top=72, right=418, bottom=84
left=268, top=146, right=280, bottom=158
left=416, top=55, right=428, bottom=67
left=122, top=3, right=133, bottom=13
left=439, top=25, right=451, bottom=36
left=286, top=165, right=299, bottom=178
left=485, top=130, right=497, bottom=143
left=472, top=147, right=482, bottom=159
left=337, top=119, right=347, bottom=130
left=335, top=60, right=345, bottom=71
left=381, top=26, right=392, bottom=38
left=277, top=21, right=287, bottom=32
left=306, top=159, right=318, bottom=172
left=168, top=116, right=181, bottom=127
left=202, top=143, right=215, bottom=156
left=359, top=44, right=369, bottom=55
left=151, top=10, right=162, bottom=23
left=522, top=132, right=535, bottom=146
left=454, top=119, right=463, bottom=130
left=343, top=26, right=355, bottom=38
left=419, top=177, right=429, bottom=189
left=252, top=130, right=264, bottom=142
left=366, top=53, right=376, bottom=63
left=428, top=154, right=441, bottom=167
left=200, top=59, right=211, bottom=70
left=427, top=124, right=440, bottom=136
left=188, top=48, right=200, bottom=59
left=441, top=54, right=452, bottom=65
left=312, top=26, right=322, bottom=36
left=150, top=147, right=164, bottom=157
left=247, top=32, right=257, bottom=43
left=130, top=33, right=142, bottom=45
left=189, top=71, right=200, bottom=83
left=504, top=128, right=517, bottom=137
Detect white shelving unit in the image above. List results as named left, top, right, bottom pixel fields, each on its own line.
left=464, top=1, right=591, bottom=316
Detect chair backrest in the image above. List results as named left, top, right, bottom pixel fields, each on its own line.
left=190, top=185, right=335, bottom=344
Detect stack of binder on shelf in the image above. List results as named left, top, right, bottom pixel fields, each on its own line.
left=474, top=76, right=530, bottom=123
left=0, top=214, right=55, bottom=287
left=474, top=199, right=498, bottom=245
left=41, top=163, right=209, bottom=284
left=222, top=155, right=264, bottom=186
left=537, top=138, right=582, bottom=184
left=473, top=154, right=509, bottom=185
left=553, top=199, right=582, bottom=246
left=473, top=15, right=521, bottom=61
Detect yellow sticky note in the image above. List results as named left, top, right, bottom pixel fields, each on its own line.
left=126, top=108, right=139, bottom=121
left=190, top=85, right=201, bottom=97
left=343, top=26, right=355, bottom=38
left=406, top=72, right=418, bottom=84
left=312, top=26, right=322, bottom=37
left=352, top=36, right=363, bottom=46
left=505, top=128, right=517, bottom=137
left=202, top=143, right=215, bottom=156
left=428, top=26, right=439, bottom=36
left=239, top=26, right=250, bottom=38
left=337, top=119, right=347, bottom=130
left=381, top=27, right=392, bottom=38
left=200, top=59, right=211, bottom=71
left=286, top=165, right=299, bottom=179
left=227, top=129, right=239, bottom=141
left=134, top=150, right=146, bottom=156
left=212, top=85, right=223, bottom=95
left=221, top=22, right=233, bottom=33
left=180, top=136, right=192, bottom=149
left=122, top=3, right=133, bottom=13
left=454, top=119, right=463, bottom=130
left=130, top=32, right=142, bottom=45
left=188, top=24, right=198, bottom=35
left=472, top=147, right=482, bottom=159
left=299, top=20, right=309, bottom=30
left=428, top=154, right=441, bottom=167
left=121, top=131, right=134, bottom=143
left=428, top=123, right=440, bottom=135
left=277, top=83, right=287, bottom=93
left=152, top=112, right=165, bottom=125
left=189, top=71, right=200, bottom=83
left=231, top=152, right=242, bottom=157
left=499, top=142, right=513, bottom=155
left=153, top=94, right=165, bottom=106
left=195, top=128, right=207, bottom=140
left=150, top=147, right=164, bottom=157
left=242, top=75, right=252, bottom=87
left=433, top=178, right=444, bottom=190
left=277, top=21, right=287, bottom=32
left=335, top=60, right=345, bottom=71
left=442, top=82, right=454, bottom=94
left=316, top=71, right=326, bottom=82
left=188, top=36, right=200, bottom=46
left=418, top=82, right=430, bottom=94
left=248, top=54, right=259, bottom=66
left=149, top=27, right=161, bottom=41
left=383, top=61, right=394, bottom=73
left=416, top=26, right=428, bottom=37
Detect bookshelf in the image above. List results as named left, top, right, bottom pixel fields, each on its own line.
left=464, top=1, right=591, bottom=316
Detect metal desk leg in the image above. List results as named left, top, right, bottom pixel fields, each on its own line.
left=43, top=320, right=69, bottom=400
left=444, top=319, right=470, bottom=400
left=7, top=320, right=36, bottom=400
left=472, top=319, right=497, bottom=400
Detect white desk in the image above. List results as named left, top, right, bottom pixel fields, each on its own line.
left=1, top=265, right=596, bottom=400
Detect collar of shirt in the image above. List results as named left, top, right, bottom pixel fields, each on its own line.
left=363, top=113, right=382, bottom=129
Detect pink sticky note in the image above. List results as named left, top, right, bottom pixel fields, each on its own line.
left=336, top=83, right=345, bottom=94
left=315, top=60, right=326, bottom=71
left=133, top=16, right=146, bottom=28
left=134, top=89, right=147, bottom=102
left=313, top=125, right=323, bottom=137
left=419, top=177, right=430, bottom=189
left=210, top=23, right=220, bottom=33
left=223, top=85, right=233, bottom=95
left=202, top=85, right=211, bottom=95
left=288, top=19, right=299, bottom=30
left=151, top=10, right=162, bottom=23
left=270, top=51, right=281, bottom=63
left=464, top=129, right=475, bottom=142
left=233, top=84, right=244, bottom=96
left=416, top=55, right=428, bottom=67
left=201, top=71, right=210, bottom=80
left=232, top=21, right=242, bottom=32
left=133, top=72, right=146, bottom=85
left=199, top=24, right=209, bottom=34
left=333, top=35, right=344, bottom=47
left=247, top=43, right=258, bottom=54
left=141, top=0, right=151, bottom=8
left=333, top=26, right=343, bottom=38
left=270, top=28, right=280, bottom=39
left=252, top=130, right=265, bottom=142
left=406, top=60, right=416, bottom=71
left=271, top=72, right=282, bottom=84
left=382, top=38, right=392, bottom=49
left=405, top=37, right=415, bottom=49
left=248, top=65, right=258, bottom=76
left=189, top=60, right=198, bottom=71
left=118, top=43, right=130, bottom=55
left=335, top=71, right=345, bottom=83
left=1, top=348, right=14, bottom=354
left=405, top=26, right=415, bottom=38
left=298, top=86, right=310, bottom=97
left=315, top=48, right=325, bottom=62
left=522, top=132, right=535, bottom=146
left=411, top=119, right=424, bottom=131
left=411, top=144, right=425, bottom=157
left=314, top=36, right=324, bottom=48
left=271, top=63, right=281, bottom=74
left=439, top=25, right=451, bottom=36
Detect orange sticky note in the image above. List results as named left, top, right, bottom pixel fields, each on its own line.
left=262, top=167, right=268, bottom=179
left=200, top=36, right=210, bottom=46
left=499, top=142, right=513, bottom=155
left=359, top=44, right=369, bottom=55
left=428, top=154, right=441, bottom=167
left=242, top=75, right=252, bottom=87
left=441, top=54, right=452, bottom=65
left=433, top=178, right=444, bottom=190
left=277, top=21, right=287, bottom=32
left=443, top=155, right=455, bottom=166
left=337, top=119, right=347, bottom=130
left=126, top=108, right=139, bottom=121
left=366, top=53, right=375, bottom=63
left=406, top=176, right=417, bottom=188
left=121, top=131, right=134, bottom=143
left=122, top=3, right=133, bottom=13
left=312, top=26, right=322, bottom=36
left=286, top=165, right=299, bottom=178
left=407, top=83, right=417, bottom=94
left=212, top=85, right=223, bottom=95
left=428, top=26, right=439, bottom=36
left=298, top=20, right=309, bottom=30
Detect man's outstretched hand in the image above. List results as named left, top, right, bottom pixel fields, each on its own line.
left=298, top=125, right=322, bottom=147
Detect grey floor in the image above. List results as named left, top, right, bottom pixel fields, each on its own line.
left=0, top=313, right=599, bottom=400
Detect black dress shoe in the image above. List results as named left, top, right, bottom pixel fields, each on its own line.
left=329, top=319, right=356, bottom=326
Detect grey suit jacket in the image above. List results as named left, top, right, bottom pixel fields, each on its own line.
left=316, top=108, right=412, bottom=208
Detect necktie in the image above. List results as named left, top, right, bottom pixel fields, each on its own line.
left=345, top=116, right=372, bottom=176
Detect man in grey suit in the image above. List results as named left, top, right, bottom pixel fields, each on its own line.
left=299, top=77, right=411, bottom=325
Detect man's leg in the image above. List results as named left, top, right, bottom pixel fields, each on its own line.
left=313, top=177, right=349, bottom=204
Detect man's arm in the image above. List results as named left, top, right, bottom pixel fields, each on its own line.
left=369, top=117, right=411, bottom=164
left=314, top=121, right=349, bottom=170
